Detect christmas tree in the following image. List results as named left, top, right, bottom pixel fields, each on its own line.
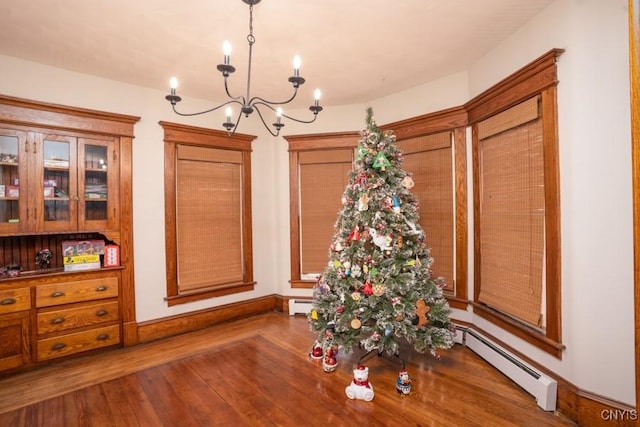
left=309, top=108, right=455, bottom=363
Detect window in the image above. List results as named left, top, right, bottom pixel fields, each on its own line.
left=161, top=121, right=255, bottom=306
left=386, top=111, right=468, bottom=307
left=286, top=132, right=359, bottom=288
left=398, top=131, right=454, bottom=293
left=467, top=49, right=564, bottom=357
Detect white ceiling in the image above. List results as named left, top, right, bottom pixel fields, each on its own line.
left=0, top=0, right=554, bottom=109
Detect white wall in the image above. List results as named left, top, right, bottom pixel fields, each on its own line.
left=0, top=0, right=634, bottom=407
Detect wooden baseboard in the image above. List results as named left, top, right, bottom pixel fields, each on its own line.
left=136, top=294, right=279, bottom=344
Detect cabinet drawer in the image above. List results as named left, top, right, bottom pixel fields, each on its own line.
left=36, top=277, right=118, bottom=307
left=37, top=300, right=119, bottom=334
left=0, top=287, right=31, bottom=314
left=37, top=324, right=120, bottom=361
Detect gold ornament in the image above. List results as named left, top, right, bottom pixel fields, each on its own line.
left=372, top=284, right=386, bottom=296
left=350, top=318, right=362, bottom=329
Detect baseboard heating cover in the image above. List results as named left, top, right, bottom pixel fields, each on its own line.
left=458, top=326, right=557, bottom=411
left=288, top=299, right=313, bottom=316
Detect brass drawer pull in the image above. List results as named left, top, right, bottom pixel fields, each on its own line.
left=95, top=285, right=108, bottom=292
left=0, top=297, right=16, bottom=305
left=97, top=333, right=109, bottom=341
left=50, top=291, right=65, bottom=298
left=95, top=309, right=108, bottom=317
left=51, top=343, right=66, bottom=351
left=51, top=317, right=66, bottom=324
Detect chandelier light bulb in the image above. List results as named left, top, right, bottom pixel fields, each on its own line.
left=293, top=55, right=301, bottom=77
left=226, top=106, right=233, bottom=122
left=170, top=77, right=178, bottom=90
left=276, top=107, right=283, bottom=124
left=314, top=89, right=321, bottom=101
left=223, top=40, right=232, bottom=64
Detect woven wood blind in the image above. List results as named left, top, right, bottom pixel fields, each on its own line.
left=399, top=131, right=454, bottom=290
left=299, top=149, right=353, bottom=276
left=477, top=96, right=544, bottom=326
left=176, top=145, right=243, bottom=292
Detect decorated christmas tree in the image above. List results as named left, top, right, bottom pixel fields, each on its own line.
left=309, top=108, right=455, bottom=369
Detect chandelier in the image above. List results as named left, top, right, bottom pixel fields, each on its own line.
left=165, top=0, right=323, bottom=136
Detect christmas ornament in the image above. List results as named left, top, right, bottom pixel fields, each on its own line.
left=356, top=144, right=368, bottom=161
left=396, top=370, right=412, bottom=395
left=401, top=176, right=415, bottom=189
left=344, top=261, right=351, bottom=276
left=363, top=281, right=373, bottom=296
left=415, top=299, right=430, bottom=327
left=358, top=193, right=370, bottom=211
left=372, top=283, right=385, bottom=296
left=348, top=226, right=361, bottom=241
left=351, top=264, right=362, bottom=277
left=369, top=228, right=392, bottom=251
left=310, top=309, right=318, bottom=320
left=350, top=318, right=362, bottom=329
left=392, top=195, right=401, bottom=213
left=345, top=365, right=374, bottom=401
left=372, top=152, right=391, bottom=170
left=351, top=291, right=362, bottom=301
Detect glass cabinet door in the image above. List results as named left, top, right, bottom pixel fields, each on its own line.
left=0, top=129, right=27, bottom=233
left=79, top=137, right=118, bottom=231
left=39, top=134, right=77, bottom=232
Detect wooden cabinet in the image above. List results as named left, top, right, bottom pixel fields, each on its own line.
left=0, top=95, right=139, bottom=375
left=0, top=129, right=120, bottom=234
left=0, top=287, right=31, bottom=371
left=35, top=272, right=120, bottom=361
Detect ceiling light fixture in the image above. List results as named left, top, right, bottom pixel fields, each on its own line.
left=165, top=0, right=323, bottom=137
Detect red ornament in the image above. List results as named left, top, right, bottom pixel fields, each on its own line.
left=348, top=226, right=361, bottom=241
left=363, top=281, right=373, bottom=296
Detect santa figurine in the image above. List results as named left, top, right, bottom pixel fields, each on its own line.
left=323, top=344, right=338, bottom=372
left=309, top=340, right=324, bottom=360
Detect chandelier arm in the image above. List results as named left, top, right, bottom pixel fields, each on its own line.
left=254, top=101, right=321, bottom=125
left=280, top=111, right=320, bottom=125
left=248, top=86, right=300, bottom=107
left=253, top=105, right=281, bottom=137
left=225, top=110, right=244, bottom=136
left=171, top=99, right=243, bottom=117
left=223, top=77, right=244, bottom=102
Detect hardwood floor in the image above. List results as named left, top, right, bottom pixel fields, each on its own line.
left=0, top=312, right=576, bottom=426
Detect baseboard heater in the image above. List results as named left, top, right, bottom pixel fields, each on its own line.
left=457, top=326, right=557, bottom=411
left=288, top=299, right=313, bottom=316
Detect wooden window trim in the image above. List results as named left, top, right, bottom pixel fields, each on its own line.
left=160, top=121, right=255, bottom=306
left=467, top=49, right=565, bottom=357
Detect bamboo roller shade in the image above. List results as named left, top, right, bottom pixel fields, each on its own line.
left=176, top=145, right=243, bottom=292
left=477, top=96, right=544, bottom=327
left=299, top=149, right=353, bottom=275
left=399, top=131, right=454, bottom=290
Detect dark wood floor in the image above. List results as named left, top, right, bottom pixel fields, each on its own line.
left=0, top=312, right=576, bottom=426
